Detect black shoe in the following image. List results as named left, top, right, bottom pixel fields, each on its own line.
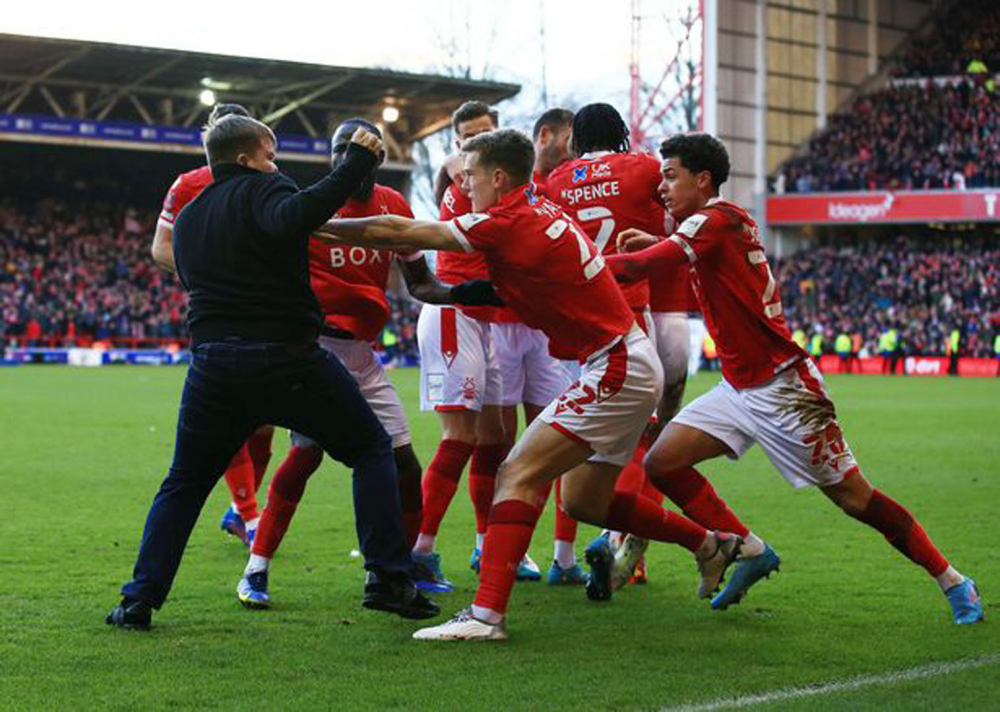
left=105, top=598, right=153, bottom=630
left=363, top=570, right=441, bottom=620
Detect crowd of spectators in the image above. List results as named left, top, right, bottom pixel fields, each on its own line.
left=776, top=234, right=999, bottom=358
left=890, top=1, right=999, bottom=80
left=775, top=81, right=998, bottom=193
left=773, top=1, right=999, bottom=194
left=0, top=193, right=432, bottom=352
left=0, top=198, right=186, bottom=346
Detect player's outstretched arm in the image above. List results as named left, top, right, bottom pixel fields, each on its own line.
left=318, top=215, right=465, bottom=252
left=606, top=236, right=689, bottom=284
left=399, top=256, right=503, bottom=307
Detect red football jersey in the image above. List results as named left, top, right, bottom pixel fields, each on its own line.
left=437, top=182, right=516, bottom=323
left=622, top=199, right=806, bottom=388
left=448, top=185, right=636, bottom=361
left=159, top=165, right=213, bottom=225
left=548, top=152, right=698, bottom=314
left=308, top=184, right=419, bottom=341
left=547, top=152, right=659, bottom=311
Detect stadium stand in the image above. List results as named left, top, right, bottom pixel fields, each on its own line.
left=774, top=1, right=1000, bottom=194
left=777, top=234, right=999, bottom=359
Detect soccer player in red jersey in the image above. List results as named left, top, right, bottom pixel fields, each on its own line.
left=608, top=133, right=982, bottom=624
left=234, top=119, right=501, bottom=608
left=322, top=129, right=745, bottom=640
left=547, top=103, right=695, bottom=591
left=498, top=108, right=590, bottom=586
left=152, top=103, right=274, bottom=546
left=415, top=102, right=532, bottom=588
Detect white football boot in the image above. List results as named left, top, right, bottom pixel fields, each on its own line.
left=412, top=607, right=507, bottom=641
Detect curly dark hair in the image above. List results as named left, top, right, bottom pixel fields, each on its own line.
left=571, top=103, right=629, bottom=155
left=659, top=133, right=730, bottom=190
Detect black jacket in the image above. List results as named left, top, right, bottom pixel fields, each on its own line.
left=173, top=144, right=377, bottom=345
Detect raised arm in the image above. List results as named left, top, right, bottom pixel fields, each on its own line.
left=252, top=131, right=381, bottom=239
left=317, top=215, right=466, bottom=253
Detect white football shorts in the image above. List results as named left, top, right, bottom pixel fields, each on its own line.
left=539, top=326, right=663, bottom=466
left=650, top=311, right=691, bottom=385
left=491, top=321, right=570, bottom=407
left=672, top=358, right=860, bottom=488
left=417, top=304, right=502, bottom=412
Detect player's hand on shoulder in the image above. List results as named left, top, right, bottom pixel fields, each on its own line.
left=350, top=127, right=383, bottom=156
left=616, top=228, right=659, bottom=254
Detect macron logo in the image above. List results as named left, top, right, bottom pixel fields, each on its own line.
left=828, top=194, right=895, bottom=222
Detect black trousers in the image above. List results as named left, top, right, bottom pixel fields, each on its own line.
left=121, top=340, right=411, bottom=608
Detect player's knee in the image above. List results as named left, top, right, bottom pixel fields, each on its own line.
left=440, top=412, right=478, bottom=444
left=643, top=445, right=681, bottom=479
left=561, top=492, right=602, bottom=525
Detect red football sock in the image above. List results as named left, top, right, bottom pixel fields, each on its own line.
left=419, top=439, right=474, bottom=537
left=270, top=445, right=324, bottom=503
left=649, top=466, right=750, bottom=538
left=851, top=489, right=949, bottom=577
left=224, top=444, right=259, bottom=521
left=247, top=427, right=274, bottom=491
left=251, top=445, right=324, bottom=558
left=252, top=488, right=298, bottom=559
left=469, top=443, right=509, bottom=535
left=554, top=478, right=578, bottom=543
left=604, top=492, right=707, bottom=553
left=473, top=499, right=542, bottom=615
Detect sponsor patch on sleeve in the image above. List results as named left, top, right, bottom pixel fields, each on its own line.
left=676, top=213, right=708, bottom=238
left=455, top=212, right=491, bottom=232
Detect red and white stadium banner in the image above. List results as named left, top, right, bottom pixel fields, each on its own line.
left=816, top=355, right=997, bottom=377
left=766, top=190, right=1000, bottom=225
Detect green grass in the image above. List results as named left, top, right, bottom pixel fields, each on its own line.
left=0, top=367, right=997, bottom=710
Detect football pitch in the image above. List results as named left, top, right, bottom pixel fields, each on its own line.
left=1, top=366, right=997, bottom=710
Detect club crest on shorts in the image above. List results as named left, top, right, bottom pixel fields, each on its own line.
left=462, top=377, right=478, bottom=402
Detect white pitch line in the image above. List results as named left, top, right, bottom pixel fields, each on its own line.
left=662, top=652, right=1000, bottom=712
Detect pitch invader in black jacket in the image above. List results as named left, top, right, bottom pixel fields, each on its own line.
left=107, top=114, right=439, bottom=628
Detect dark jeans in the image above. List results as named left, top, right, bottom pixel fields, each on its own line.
left=121, top=340, right=411, bottom=608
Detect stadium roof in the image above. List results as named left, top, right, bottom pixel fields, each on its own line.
left=0, top=33, right=521, bottom=164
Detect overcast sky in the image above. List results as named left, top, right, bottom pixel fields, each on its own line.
left=2, top=0, right=693, bottom=118
left=2, top=0, right=696, bottom=216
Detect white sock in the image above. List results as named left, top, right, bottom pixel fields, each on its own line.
left=476, top=532, right=485, bottom=550
left=554, top=539, right=576, bottom=568
left=245, top=554, right=270, bottom=575
left=470, top=604, right=503, bottom=625
left=936, top=566, right=964, bottom=593
left=413, top=533, right=435, bottom=555
left=739, top=532, right=766, bottom=558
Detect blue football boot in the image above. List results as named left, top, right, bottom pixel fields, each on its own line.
left=946, top=578, right=984, bottom=625
left=220, top=506, right=247, bottom=544
left=584, top=535, right=615, bottom=601
left=412, top=551, right=454, bottom=593
left=517, top=554, right=542, bottom=581
left=711, top=543, right=780, bottom=610
left=237, top=570, right=270, bottom=609
left=470, top=547, right=482, bottom=574
left=546, top=560, right=589, bottom=586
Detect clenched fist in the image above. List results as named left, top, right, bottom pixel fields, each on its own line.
left=350, top=127, right=383, bottom=156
